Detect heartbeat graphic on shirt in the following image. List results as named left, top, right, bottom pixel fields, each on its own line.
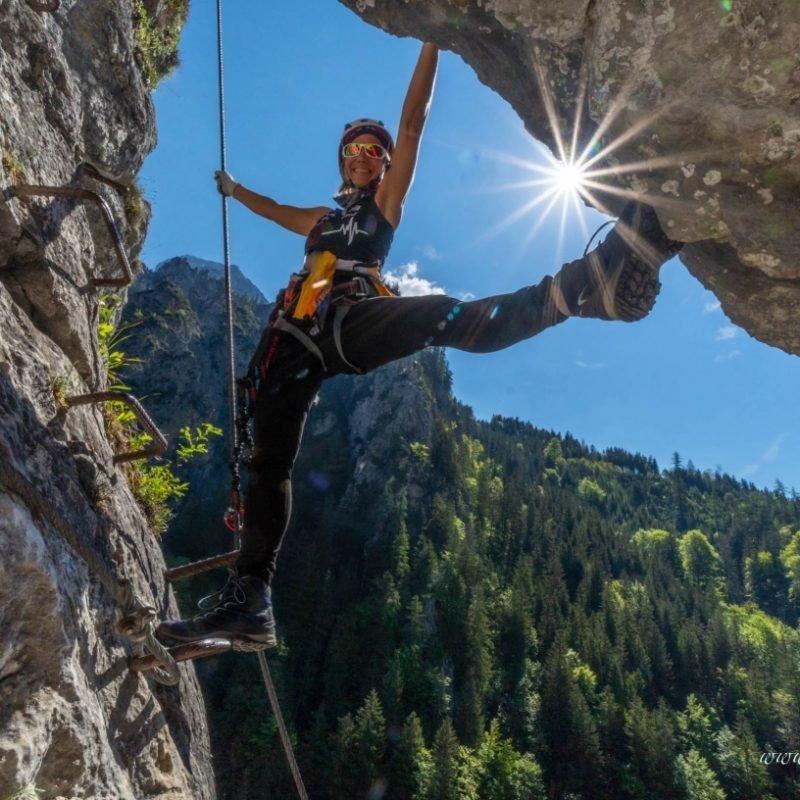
left=321, top=205, right=367, bottom=246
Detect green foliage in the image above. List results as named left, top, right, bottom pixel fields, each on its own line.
left=577, top=476, right=607, bottom=506
left=679, top=694, right=720, bottom=764
left=132, top=0, right=187, bottom=89
left=1, top=146, right=26, bottom=184
left=389, top=713, right=431, bottom=800
left=745, top=550, right=789, bottom=615
left=162, top=349, right=800, bottom=799
left=543, top=436, right=565, bottom=469
left=176, top=423, right=224, bottom=462
left=779, top=528, right=800, bottom=610
left=675, top=748, right=726, bottom=800
left=477, top=720, right=546, bottom=800
left=96, top=297, right=220, bottom=533
left=715, top=720, right=770, bottom=799
left=622, top=697, right=679, bottom=798
left=723, top=603, right=797, bottom=665
left=333, top=690, right=387, bottom=794
left=632, top=528, right=676, bottom=562
left=409, top=441, right=431, bottom=463
left=428, top=719, right=473, bottom=800
left=50, top=371, right=76, bottom=411
left=98, top=293, right=141, bottom=389
left=679, top=529, right=724, bottom=593
left=124, top=178, right=146, bottom=227
left=129, top=463, right=189, bottom=530
left=1, top=788, right=43, bottom=800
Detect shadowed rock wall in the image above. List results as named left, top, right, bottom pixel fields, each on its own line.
left=0, top=1, right=214, bottom=797
left=342, top=0, right=800, bottom=355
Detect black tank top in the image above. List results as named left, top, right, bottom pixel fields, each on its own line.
left=304, top=191, right=394, bottom=265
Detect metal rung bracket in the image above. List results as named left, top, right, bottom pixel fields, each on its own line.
left=27, top=0, right=60, bottom=10
left=66, top=391, right=167, bottom=464
left=164, top=549, right=239, bottom=582
left=9, top=184, right=133, bottom=287
left=130, top=638, right=233, bottom=673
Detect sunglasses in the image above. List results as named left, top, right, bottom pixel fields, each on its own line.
left=341, top=142, right=388, bottom=159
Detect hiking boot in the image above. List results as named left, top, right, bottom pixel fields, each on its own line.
left=157, top=571, right=277, bottom=651
left=550, top=201, right=683, bottom=322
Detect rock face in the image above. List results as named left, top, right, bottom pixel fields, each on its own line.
left=0, top=2, right=214, bottom=798
left=342, top=0, right=800, bottom=355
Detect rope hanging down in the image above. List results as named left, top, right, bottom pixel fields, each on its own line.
left=215, top=0, right=240, bottom=546
left=214, top=4, right=309, bottom=798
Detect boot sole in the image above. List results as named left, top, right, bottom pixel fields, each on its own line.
left=156, top=626, right=277, bottom=650
left=613, top=257, right=662, bottom=322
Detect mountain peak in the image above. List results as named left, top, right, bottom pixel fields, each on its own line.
left=154, top=255, right=266, bottom=303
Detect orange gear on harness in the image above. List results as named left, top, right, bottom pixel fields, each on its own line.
left=291, top=250, right=393, bottom=321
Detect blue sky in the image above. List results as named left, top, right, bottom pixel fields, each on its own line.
left=140, top=1, right=800, bottom=492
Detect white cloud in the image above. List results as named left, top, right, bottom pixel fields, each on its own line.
left=715, top=325, right=738, bottom=341
left=383, top=262, right=446, bottom=297
left=420, top=244, right=441, bottom=260
left=703, top=300, right=721, bottom=314
left=763, top=433, right=789, bottom=463
left=575, top=360, right=608, bottom=370
left=741, top=432, right=791, bottom=477
left=713, top=350, right=742, bottom=363
left=458, top=291, right=476, bottom=301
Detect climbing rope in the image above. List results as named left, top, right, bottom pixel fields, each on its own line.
left=214, top=3, right=309, bottom=797
left=216, top=0, right=240, bottom=546
left=257, top=651, right=310, bottom=800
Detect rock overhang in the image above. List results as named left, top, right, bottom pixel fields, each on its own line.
left=340, top=0, right=800, bottom=355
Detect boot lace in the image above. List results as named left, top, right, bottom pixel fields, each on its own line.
left=197, top=569, right=247, bottom=611
left=583, top=220, right=614, bottom=257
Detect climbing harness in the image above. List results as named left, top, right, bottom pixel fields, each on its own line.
left=257, top=250, right=395, bottom=376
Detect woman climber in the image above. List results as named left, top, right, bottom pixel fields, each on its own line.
left=157, top=42, right=681, bottom=650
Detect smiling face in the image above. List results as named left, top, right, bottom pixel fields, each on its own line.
left=343, top=133, right=386, bottom=188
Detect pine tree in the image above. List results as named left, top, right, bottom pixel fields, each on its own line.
left=476, top=719, right=546, bottom=800
left=332, top=690, right=387, bottom=799
left=429, top=718, right=462, bottom=800
left=715, top=721, right=770, bottom=800
left=675, top=748, right=726, bottom=800
left=388, top=712, right=430, bottom=800
left=458, top=590, right=492, bottom=745
left=624, top=697, right=680, bottom=800
left=744, top=550, right=789, bottom=617
left=538, top=644, right=603, bottom=796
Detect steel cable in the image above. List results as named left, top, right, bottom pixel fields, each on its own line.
left=214, top=3, right=309, bottom=797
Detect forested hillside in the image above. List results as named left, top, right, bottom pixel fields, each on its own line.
left=123, top=263, right=800, bottom=800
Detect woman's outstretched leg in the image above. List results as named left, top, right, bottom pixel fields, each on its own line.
left=337, top=202, right=681, bottom=373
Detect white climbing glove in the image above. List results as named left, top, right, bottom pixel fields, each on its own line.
left=214, top=169, right=238, bottom=198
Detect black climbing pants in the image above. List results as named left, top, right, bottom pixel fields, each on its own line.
left=236, top=276, right=564, bottom=584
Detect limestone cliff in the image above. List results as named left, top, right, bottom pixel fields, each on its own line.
left=0, top=1, right=214, bottom=798
left=342, top=0, right=800, bottom=355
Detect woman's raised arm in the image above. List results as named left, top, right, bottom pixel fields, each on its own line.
left=375, top=42, right=439, bottom=229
